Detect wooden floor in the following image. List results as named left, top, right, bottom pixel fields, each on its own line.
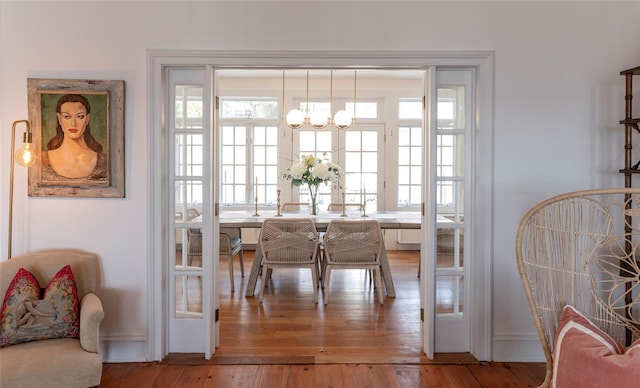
left=100, top=250, right=546, bottom=387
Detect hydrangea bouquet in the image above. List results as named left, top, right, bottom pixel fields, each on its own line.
left=281, top=154, right=342, bottom=215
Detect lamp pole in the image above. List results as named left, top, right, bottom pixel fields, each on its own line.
left=9, top=120, right=36, bottom=259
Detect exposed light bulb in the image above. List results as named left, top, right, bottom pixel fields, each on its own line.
left=286, top=109, right=305, bottom=129
left=334, top=110, right=353, bottom=130
left=14, top=132, right=37, bottom=167
left=309, top=111, right=329, bottom=129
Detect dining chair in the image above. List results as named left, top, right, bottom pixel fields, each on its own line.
left=281, top=202, right=310, bottom=212
left=187, top=228, right=244, bottom=292
left=258, top=218, right=320, bottom=303
left=220, top=227, right=244, bottom=293
left=326, top=203, right=364, bottom=212
left=186, top=228, right=202, bottom=266
left=322, top=219, right=384, bottom=304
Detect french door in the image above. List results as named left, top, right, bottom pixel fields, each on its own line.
left=166, top=67, right=218, bottom=357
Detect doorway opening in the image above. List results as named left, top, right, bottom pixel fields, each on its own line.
left=148, top=51, right=494, bottom=362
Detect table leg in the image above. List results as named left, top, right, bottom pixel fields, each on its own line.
left=379, top=240, right=396, bottom=298
left=245, top=242, right=263, bottom=297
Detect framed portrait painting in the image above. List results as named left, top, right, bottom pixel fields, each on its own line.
left=27, top=78, right=125, bottom=197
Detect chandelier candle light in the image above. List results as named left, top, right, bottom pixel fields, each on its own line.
left=282, top=154, right=342, bottom=216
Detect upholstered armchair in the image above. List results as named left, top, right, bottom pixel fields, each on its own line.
left=0, top=249, right=104, bottom=388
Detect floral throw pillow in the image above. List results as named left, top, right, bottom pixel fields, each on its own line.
left=0, top=265, right=80, bottom=348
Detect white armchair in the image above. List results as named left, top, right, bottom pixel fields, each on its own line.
left=0, top=249, right=104, bottom=388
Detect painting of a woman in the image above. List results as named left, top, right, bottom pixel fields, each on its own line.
left=41, top=94, right=108, bottom=183
left=28, top=78, right=124, bottom=197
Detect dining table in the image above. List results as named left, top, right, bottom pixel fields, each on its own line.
left=217, top=210, right=423, bottom=298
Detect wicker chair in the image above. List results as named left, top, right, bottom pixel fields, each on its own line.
left=188, top=228, right=244, bottom=292
left=322, top=219, right=383, bottom=304
left=326, top=203, right=365, bottom=212
left=258, top=218, right=320, bottom=303
left=220, top=227, right=244, bottom=293
left=186, top=228, right=202, bottom=266
left=515, top=188, right=640, bottom=387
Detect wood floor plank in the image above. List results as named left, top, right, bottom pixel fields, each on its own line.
left=208, top=364, right=261, bottom=387
left=420, top=365, right=482, bottom=387
left=254, top=364, right=289, bottom=387
left=467, top=362, right=542, bottom=387
left=172, top=365, right=215, bottom=388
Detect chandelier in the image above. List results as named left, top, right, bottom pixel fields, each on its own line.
left=285, top=70, right=355, bottom=130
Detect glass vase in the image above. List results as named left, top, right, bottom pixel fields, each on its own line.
left=308, top=184, right=319, bottom=216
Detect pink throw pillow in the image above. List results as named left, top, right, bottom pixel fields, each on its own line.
left=552, top=305, right=640, bottom=388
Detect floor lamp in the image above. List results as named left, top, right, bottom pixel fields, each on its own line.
left=9, top=120, right=37, bottom=258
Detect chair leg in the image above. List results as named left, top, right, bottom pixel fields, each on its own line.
left=228, top=254, right=235, bottom=293
left=323, top=267, right=332, bottom=304
left=259, top=263, right=269, bottom=303
left=374, top=268, right=384, bottom=305
left=311, top=264, right=318, bottom=304
left=239, top=250, right=245, bottom=277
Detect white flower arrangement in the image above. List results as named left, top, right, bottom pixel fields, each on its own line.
left=281, top=153, right=342, bottom=188
left=281, top=154, right=342, bottom=214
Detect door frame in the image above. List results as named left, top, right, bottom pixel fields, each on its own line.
left=148, top=50, right=494, bottom=361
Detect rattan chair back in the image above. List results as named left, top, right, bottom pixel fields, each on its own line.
left=259, top=218, right=320, bottom=303
left=516, top=188, right=640, bottom=387
left=322, top=219, right=383, bottom=304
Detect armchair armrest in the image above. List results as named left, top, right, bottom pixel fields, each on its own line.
left=79, top=292, right=104, bottom=353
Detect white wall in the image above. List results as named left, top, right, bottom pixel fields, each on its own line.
left=1, top=1, right=639, bottom=362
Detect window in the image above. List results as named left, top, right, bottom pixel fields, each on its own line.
left=220, top=98, right=280, bottom=206
left=345, top=129, right=378, bottom=211
left=253, top=125, right=279, bottom=205
left=221, top=125, right=247, bottom=205
left=298, top=130, right=334, bottom=208
left=398, top=99, right=423, bottom=207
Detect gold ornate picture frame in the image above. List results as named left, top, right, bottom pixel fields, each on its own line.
left=27, top=78, right=125, bottom=197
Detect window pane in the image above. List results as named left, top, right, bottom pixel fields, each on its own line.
left=398, top=127, right=410, bottom=146
left=362, top=153, right=377, bottom=173
left=437, top=228, right=464, bottom=269
left=398, top=146, right=410, bottom=165
left=437, top=180, right=464, bottom=217
left=345, top=131, right=361, bottom=151
left=254, top=147, right=266, bottom=165
left=398, top=99, right=422, bottom=120
left=438, top=86, right=465, bottom=129
left=346, top=102, right=377, bottom=119
left=234, top=146, right=246, bottom=165
left=362, top=131, right=377, bottom=151
left=175, top=275, right=203, bottom=316
left=175, top=134, right=203, bottom=177
left=436, top=275, right=463, bottom=315
left=220, top=98, right=279, bottom=119
left=175, top=86, right=203, bottom=129
left=437, top=134, right=464, bottom=177
left=398, top=166, right=410, bottom=185
left=175, top=180, right=203, bottom=208
left=299, top=131, right=316, bottom=149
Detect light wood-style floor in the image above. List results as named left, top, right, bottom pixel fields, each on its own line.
left=100, top=250, right=545, bottom=387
